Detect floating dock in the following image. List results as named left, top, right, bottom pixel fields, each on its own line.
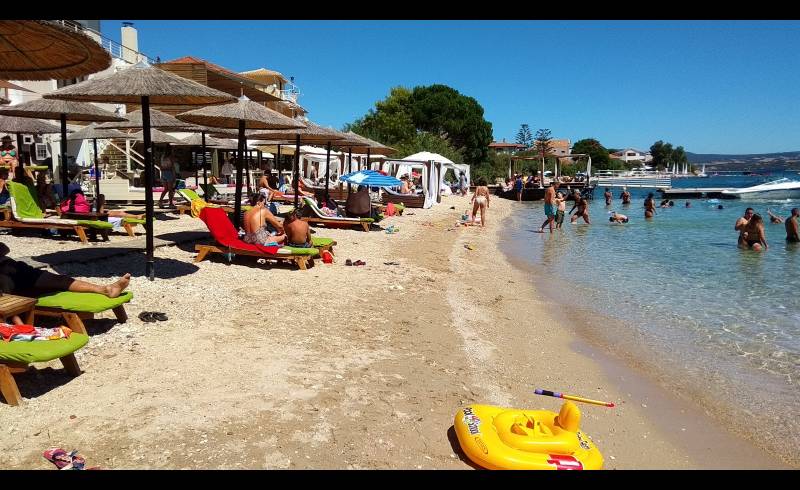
left=657, top=187, right=735, bottom=199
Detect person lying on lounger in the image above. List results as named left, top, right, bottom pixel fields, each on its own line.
left=242, top=193, right=286, bottom=246
left=283, top=210, right=312, bottom=248
left=0, top=241, right=130, bottom=299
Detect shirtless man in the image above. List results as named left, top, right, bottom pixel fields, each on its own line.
left=570, top=197, right=591, bottom=224
left=470, top=181, right=490, bottom=227
left=767, top=209, right=784, bottom=224
left=620, top=187, right=631, bottom=205
left=609, top=211, right=629, bottom=223
left=242, top=194, right=285, bottom=246
left=735, top=207, right=755, bottom=247
left=283, top=210, right=313, bottom=248
left=644, top=193, right=656, bottom=218
left=604, top=188, right=612, bottom=205
left=786, top=208, right=799, bottom=243
left=538, top=181, right=559, bottom=233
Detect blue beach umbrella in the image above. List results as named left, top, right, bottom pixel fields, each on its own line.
left=340, top=169, right=401, bottom=188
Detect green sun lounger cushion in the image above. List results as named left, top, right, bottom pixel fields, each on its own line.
left=0, top=333, right=88, bottom=364
left=122, top=218, right=145, bottom=225
left=179, top=188, right=202, bottom=202
left=360, top=218, right=375, bottom=223
left=76, top=219, right=114, bottom=229
left=36, top=291, right=133, bottom=313
left=278, top=246, right=320, bottom=256
left=310, top=237, right=334, bottom=248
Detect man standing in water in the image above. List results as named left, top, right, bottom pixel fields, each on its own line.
left=604, top=188, right=612, bottom=205
left=644, top=192, right=656, bottom=218
left=786, top=208, right=799, bottom=243
left=735, top=207, right=755, bottom=247
left=538, top=181, right=559, bottom=233
left=620, top=186, right=631, bottom=205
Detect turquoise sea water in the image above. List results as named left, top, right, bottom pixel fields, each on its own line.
left=500, top=174, right=800, bottom=460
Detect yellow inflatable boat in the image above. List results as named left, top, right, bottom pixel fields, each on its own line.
left=454, top=401, right=604, bottom=470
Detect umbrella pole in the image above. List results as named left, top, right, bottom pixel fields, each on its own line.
left=276, top=144, right=281, bottom=176
left=293, top=134, right=300, bottom=209
left=60, top=114, right=68, bottom=198
left=234, top=120, right=245, bottom=229
left=201, top=132, right=208, bottom=202
left=93, top=137, right=100, bottom=200
left=245, top=149, right=252, bottom=196
left=141, top=96, right=155, bottom=281
left=16, top=133, right=25, bottom=166
left=367, top=148, right=371, bottom=171
left=347, top=147, right=352, bottom=195
left=325, top=141, right=331, bottom=203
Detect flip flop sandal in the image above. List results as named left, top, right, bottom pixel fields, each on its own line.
left=138, top=312, right=156, bottom=323
left=384, top=261, right=400, bottom=265
left=43, top=448, right=73, bottom=470
left=153, top=312, right=168, bottom=322
left=353, top=260, right=366, bottom=266
left=345, top=259, right=353, bottom=266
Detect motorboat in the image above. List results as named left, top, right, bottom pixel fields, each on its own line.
left=721, top=178, right=800, bottom=200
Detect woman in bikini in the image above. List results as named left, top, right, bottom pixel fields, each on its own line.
left=741, top=213, right=768, bottom=251
left=242, top=193, right=285, bottom=246
left=570, top=197, right=591, bottom=224
left=0, top=135, right=19, bottom=174
left=470, top=181, right=490, bottom=227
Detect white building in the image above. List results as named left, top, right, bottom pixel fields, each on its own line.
left=610, top=148, right=653, bottom=164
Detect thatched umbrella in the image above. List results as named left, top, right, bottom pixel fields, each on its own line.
left=129, top=128, right=183, bottom=145
left=330, top=131, right=384, bottom=195
left=175, top=95, right=305, bottom=228
left=0, top=20, right=111, bottom=80
left=97, top=108, right=194, bottom=132
left=0, top=115, right=60, bottom=173
left=249, top=121, right=345, bottom=208
left=174, top=133, right=231, bottom=193
left=65, top=123, right=130, bottom=200
left=42, top=60, right=235, bottom=280
left=0, top=98, right=124, bottom=196
left=337, top=131, right=396, bottom=172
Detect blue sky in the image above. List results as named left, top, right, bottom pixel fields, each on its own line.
left=101, top=20, right=800, bottom=154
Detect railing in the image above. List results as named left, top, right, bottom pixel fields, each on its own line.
left=52, top=20, right=156, bottom=64
left=593, top=176, right=672, bottom=189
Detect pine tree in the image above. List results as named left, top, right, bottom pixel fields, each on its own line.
left=515, top=123, right=533, bottom=148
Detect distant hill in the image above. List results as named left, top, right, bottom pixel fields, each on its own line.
left=686, top=151, right=800, bottom=171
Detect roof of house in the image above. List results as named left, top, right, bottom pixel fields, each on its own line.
left=239, top=68, right=288, bottom=84
left=158, top=56, right=281, bottom=103
left=489, top=141, right=526, bottom=148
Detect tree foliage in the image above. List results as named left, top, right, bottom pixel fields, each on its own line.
left=533, top=128, right=553, bottom=158
left=344, top=84, right=493, bottom=168
left=395, top=131, right=464, bottom=164
left=515, top=123, right=533, bottom=148
left=572, top=138, right=612, bottom=169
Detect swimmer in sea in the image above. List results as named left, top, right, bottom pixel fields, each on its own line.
left=740, top=213, right=768, bottom=251
left=767, top=209, right=784, bottom=224
left=609, top=212, right=629, bottom=223
left=786, top=208, right=799, bottom=243
left=644, top=193, right=656, bottom=219
left=604, top=188, right=612, bottom=205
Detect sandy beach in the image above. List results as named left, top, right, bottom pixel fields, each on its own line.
left=0, top=196, right=791, bottom=469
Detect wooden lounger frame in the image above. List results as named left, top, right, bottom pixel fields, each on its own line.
left=194, top=244, right=315, bottom=270
left=33, top=304, right=129, bottom=336
left=0, top=351, right=83, bottom=406
left=381, top=192, right=425, bottom=208
left=0, top=219, right=106, bottom=244
left=300, top=216, right=370, bottom=232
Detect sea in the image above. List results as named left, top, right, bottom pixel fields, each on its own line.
left=500, top=172, right=800, bottom=462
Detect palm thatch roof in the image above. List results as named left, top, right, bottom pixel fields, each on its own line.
left=65, top=123, right=130, bottom=140
left=175, top=95, right=305, bottom=130
left=335, top=131, right=396, bottom=155
left=42, top=60, right=236, bottom=105
left=0, top=80, right=33, bottom=92
left=0, top=98, right=125, bottom=122
left=97, top=108, right=192, bottom=131
left=0, top=20, right=111, bottom=80
left=0, top=115, right=61, bottom=134
left=129, top=128, right=183, bottom=145
left=173, top=133, right=229, bottom=147
left=247, top=119, right=345, bottom=144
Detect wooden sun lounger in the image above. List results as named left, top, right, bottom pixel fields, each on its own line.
left=381, top=190, right=425, bottom=208
left=33, top=304, right=128, bottom=336
left=194, top=244, right=315, bottom=270
left=301, top=216, right=371, bottom=232
left=0, top=352, right=82, bottom=406
left=0, top=218, right=98, bottom=244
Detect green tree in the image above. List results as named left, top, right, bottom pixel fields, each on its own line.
left=343, top=86, right=415, bottom=145
left=515, top=123, right=533, bottom=148
left=572, top=138, right=612, bottom=170
left=671, top=145, right=687, bottom=171
left=395, top=131, right=464, bottom=164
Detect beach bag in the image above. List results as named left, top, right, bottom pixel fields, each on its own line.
left=60, top=190, right=90, bottom=213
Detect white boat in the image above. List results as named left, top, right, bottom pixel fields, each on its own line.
left=720, top=178, right=800, bottom=200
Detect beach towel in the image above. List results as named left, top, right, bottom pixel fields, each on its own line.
left=199, top=207, right=280, bottom=255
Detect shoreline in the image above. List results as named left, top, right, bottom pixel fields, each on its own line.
left=0, top=195, right=791, bottom=468
left=495, top=202, right=793, bottom=468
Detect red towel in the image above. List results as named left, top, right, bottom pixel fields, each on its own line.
left=199, top=207, right=280, bottom=255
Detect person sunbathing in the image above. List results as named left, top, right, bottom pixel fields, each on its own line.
left=399, top=175, right=412, bottom=194
left=283, top=210, right=312, bottom=248
left=35, top=172, right=57, bottom=210
left=0, top=241, right=130, bottom=298
left=242, top=193, right=285, bottom=246
left=293, top=177, right=315, bottom=197
left=609, top=212, right=629, bottom=223
left=94, top=194, right=143, bottom=219
left=767, top=209, right=784, bottom=224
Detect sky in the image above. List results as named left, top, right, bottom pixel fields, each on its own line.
left=101, top=20, right=800, bottom=155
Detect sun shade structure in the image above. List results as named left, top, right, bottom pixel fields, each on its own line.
left=42, top=60, right=236, bottom=281
left=0, top=98, right=125, bottom=197
left=0, top=20, right=111, bottom=80
left=65, top=123, right=131, bottom=200
left=0, top=115, right=61, bottom=170
left=97, top=108, right=194, bottom=131
left=176, top=95, right=306, bottom=228
left=340, top=169, right=401, bottom=187
left=249, top=121, right=347, bottom=205
left=129, top=128, right=183, bottom=145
